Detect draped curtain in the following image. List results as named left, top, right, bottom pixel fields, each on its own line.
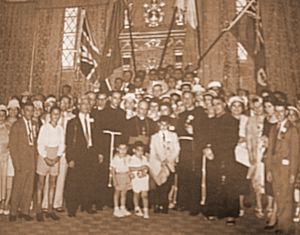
left=261, top=0, right=300, bottom=102
left=0, top=2, right=36, bottom=103
left=31, top=8, right=65, bottom=96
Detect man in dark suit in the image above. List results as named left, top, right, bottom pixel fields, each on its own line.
left=65, top=96, right=102, bottom=217
left=121, top=70, right=135, bottom=93
left=266, top=99, right=299, bottom=234
left=9, top=102, right=37, bottom=222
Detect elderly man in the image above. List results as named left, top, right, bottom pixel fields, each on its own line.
left=266, top=99, right=299, bottom=235
left=64, top=96, right=102, bottom=217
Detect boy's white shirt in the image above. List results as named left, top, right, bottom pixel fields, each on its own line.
left=110, top=154, right=130, bottom=173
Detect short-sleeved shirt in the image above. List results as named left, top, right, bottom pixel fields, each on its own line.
left=110, top=155, right=130, bottom=173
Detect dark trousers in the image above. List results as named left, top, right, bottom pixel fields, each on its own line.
left=65, top=152, right=99, bottom=214
left=203, top=163, right=239, bottom=218
left=153, top=174, right=173, bottom=208
left=272, top=165, right=294, bottom=234
left=177, top=140, right=201, bottom=212
left=11, top=170, right=35, bottom=215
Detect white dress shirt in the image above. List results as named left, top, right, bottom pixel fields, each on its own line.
left=79, top=112, right=92, bottom=147
left=37, top=122, right=65, bottom=158
left=23, top=117, right=34, bottom=146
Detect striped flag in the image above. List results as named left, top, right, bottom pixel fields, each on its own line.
left=175, top=0, right=197, bottom=29
left=231, top=0, right=268, bottom=93
left=79, top=11, right=100, bottom=80
left=175, top=0, right=199, bottom=66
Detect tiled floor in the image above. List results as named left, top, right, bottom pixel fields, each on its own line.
left=1, top=208, right=299, bottom=235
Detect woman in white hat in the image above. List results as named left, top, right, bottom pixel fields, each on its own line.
left=0, top=105, right=10, bottom=215
left=7, top=98, right=20, bottom=127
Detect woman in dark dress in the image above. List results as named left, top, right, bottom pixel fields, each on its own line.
left=262, top=95, right=278, bottom=229
left=202, top=96, right=239, bottom=225
left=228, top=96, right=250, bottom=217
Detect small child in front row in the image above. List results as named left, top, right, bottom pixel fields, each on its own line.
left=128, top=141, right=150, bottom=219
left=110, top=143, right=132, bottom=218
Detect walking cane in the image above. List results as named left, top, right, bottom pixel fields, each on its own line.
left=200, top=155, right=206, bottom=205
left=103, top=130, right=122, bottom=188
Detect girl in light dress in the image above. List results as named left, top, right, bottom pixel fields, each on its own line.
left=110, top=143, right=132, bottom=218
left=246, top=97, right=267, bottom=219
left=128, top=141, right=150, bottom=219
left=0, top=105, right=10, bottom=215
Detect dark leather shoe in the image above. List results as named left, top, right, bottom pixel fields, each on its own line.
left=55, top=207, right=65, bottom=213
left=154, top=205, right=161, bottom=213
left=226, top=219, right=236, bottom=226
left=20, top=213, right=33, bottom=221
left=9, top=215, right=17, bottom=222
left=189, top=210, right=200, bottom=216
left=86, top=209, right=97, bottom=214
left=177, top=206, right=187, bottom=212
left=36, top=213, right=44, bottom=222
left=264, top=220, right=277, bottom=230
left=274, top=229, right=284, bottom=234
left=68, top=212, right=76, bottom=217
left=46, top=212, right=60, bottom=220
left=161, top=207, right=168, bottom=214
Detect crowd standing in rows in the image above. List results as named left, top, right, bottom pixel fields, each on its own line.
left=0, top=65, right=299, bottom=234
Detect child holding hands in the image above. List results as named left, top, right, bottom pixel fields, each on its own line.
left=110, top=143, right=132, bottom=218
left=128, top=141, right=150, bottom=219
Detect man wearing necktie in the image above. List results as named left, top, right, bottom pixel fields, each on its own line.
left=266, top=99, right=299, bottom=235
left=9, top=102, right=37, bottom=222
left=64, top=96, right=102, bottom=217
left=149, top=116, right=180, bottom=213
left=53, top=96, right=75, bottom=212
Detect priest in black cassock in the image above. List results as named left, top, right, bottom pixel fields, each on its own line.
left=177, top=91, right=209, bottom=215
left=202, top=96, right=239, bottom=225
left=94, top=91, right=127, bottom=209
left=65, top=96, right=102, bottom=217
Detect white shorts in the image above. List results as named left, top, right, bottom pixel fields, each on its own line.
left=36, top=155, right=59, bottom=176
left=132, top=175, right=149, bottom=193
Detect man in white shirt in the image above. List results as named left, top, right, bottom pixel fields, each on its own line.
left=36, top=106, right=64, bottom=221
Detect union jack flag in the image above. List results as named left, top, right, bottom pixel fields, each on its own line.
left=78, top=12, right=100, bottom=80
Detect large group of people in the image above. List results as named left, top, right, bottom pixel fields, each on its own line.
left=0, top=65, right=299, bottom=234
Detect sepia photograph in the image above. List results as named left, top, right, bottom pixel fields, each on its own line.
left=0, top=0, right=300, bottom=234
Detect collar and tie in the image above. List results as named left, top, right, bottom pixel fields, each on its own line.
left=26, top=120, right=34, bottom=146
left=83, top=115, right=92, bottom=148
